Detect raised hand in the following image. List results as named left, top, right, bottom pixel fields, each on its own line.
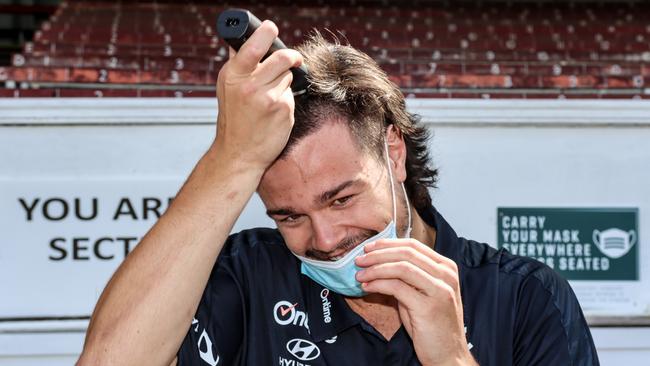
left=213, top=20, right=303, bottom=172
left=355, top=239, right=477, bottom=366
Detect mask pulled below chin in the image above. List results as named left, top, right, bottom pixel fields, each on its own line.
left=295, top=220, right=397, bottom=297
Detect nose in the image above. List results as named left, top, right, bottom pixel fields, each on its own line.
left=310, top=215, right=344, bottom=254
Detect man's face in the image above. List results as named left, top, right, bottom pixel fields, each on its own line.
left=258, top=121, right=399, bottom=260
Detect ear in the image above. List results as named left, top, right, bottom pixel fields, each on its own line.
left=385, top=124, right=407, bottom=183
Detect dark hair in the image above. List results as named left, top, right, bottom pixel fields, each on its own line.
left=280, top=32, right=438, bottom=212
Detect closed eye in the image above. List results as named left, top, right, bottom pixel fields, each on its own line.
left=332, top=195, right=354, bottom=207
left=278, top=214, right=303, bottom=224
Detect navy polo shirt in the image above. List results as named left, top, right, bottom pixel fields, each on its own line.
left=177, top=204, right=600, bottom=365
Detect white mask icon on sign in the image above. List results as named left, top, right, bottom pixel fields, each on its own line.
left=593, top=228, right=637, bottom=259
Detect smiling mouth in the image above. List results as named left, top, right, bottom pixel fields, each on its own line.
left=328, top=250, right=351, bottom=261
left=308, top=247, right=353, bottom=261
left=306, top=230, right=377, bottom=261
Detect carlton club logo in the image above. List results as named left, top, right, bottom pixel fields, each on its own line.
left=286, top=338, right=321, bottom=361
left=192, top=318, right=220, bottom=366
left=273, top=300, right=309, bottom=330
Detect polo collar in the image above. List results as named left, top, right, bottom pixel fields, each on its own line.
left=419, top=203, right=463, bottom=265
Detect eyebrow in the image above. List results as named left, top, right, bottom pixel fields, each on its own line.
left=316, top=179, right=359, bottom=205
left=266, top=206, right=298, bottom=217
left=265, top=179, right=361, bottom=218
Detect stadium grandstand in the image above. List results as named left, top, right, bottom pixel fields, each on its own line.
left=1, top=0, right=649, bottom=98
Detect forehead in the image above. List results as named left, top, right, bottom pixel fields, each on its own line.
left=258, top=121, right=379, bottom=203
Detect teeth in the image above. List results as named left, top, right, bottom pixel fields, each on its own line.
left=330, top=255, right=343, bottom=261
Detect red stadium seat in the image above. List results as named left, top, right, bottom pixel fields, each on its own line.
left=3, top=1, right=649, bottom=98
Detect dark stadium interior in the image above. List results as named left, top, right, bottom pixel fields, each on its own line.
left=1, top=0, right=649, bottom=98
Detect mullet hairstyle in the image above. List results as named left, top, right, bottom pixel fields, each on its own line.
left=280, top=32, right=439, bottom=213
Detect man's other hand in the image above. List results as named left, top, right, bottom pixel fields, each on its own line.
left=355, top=239, right=478, bottom=366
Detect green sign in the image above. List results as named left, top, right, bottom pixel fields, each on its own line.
left=497, top=208, right=639, bottom=281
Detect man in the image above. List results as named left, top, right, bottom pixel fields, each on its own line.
left=79, top=21, right=599, bottom=365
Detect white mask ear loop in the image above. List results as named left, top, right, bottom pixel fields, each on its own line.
left=400, top=181, right=412, bottom=238
left=383, top=139, right=398, bottom=222
left=383, top=136, right=413, bottom=239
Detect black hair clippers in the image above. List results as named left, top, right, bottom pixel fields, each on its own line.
left=217, top=8, right=309, bottom=96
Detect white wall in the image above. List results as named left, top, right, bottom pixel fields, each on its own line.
left=1, top=98, right=649, bottom=364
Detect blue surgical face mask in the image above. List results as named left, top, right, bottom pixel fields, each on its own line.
left=294, top=139, right=412, bottom=297
left=296, top=221, right=398, bottom=296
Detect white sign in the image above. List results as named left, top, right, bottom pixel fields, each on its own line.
left=0, top=178, right=273, bottom=318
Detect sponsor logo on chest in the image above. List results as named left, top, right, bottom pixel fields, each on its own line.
left=279, top=338, right=321, bottom=365
left=273, top=300, right=310, bottom=330
left=319, top=289, right=332, bottom=324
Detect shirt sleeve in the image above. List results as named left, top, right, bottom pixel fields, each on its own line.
left=176, top=246, right=246, bottom=366
left=513, top=266, right=600, bottom=366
